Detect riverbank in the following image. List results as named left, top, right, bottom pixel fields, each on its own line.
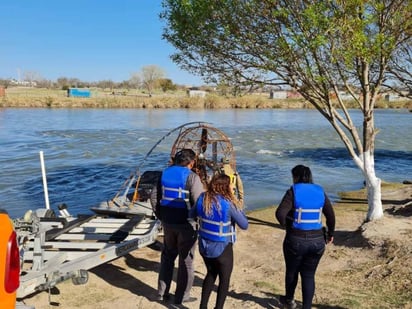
left=1, top=87, right=412, bottom=109
left=20, top=183, right=411, bottom=309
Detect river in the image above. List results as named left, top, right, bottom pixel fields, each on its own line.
left=0, top=108, right=410, bottom=218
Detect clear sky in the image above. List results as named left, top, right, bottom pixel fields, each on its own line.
left=0, top=1, right=203, bottom=86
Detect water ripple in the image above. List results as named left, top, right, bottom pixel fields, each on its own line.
left=1, top=108, right=410, bottom=218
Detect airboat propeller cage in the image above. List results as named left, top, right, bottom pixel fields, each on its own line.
left=170, top=123, right=236, bottom=185
left=92, top=121, right=237, bottom=215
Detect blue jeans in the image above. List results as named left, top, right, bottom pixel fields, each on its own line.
left=283, top=234, right=325, bottom=309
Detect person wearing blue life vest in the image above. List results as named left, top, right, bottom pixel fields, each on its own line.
left=276, top=165, right=335, bottom=309
left=190, top=173, right=248, bottom=309
left=150, top=149, right=205, bottom=305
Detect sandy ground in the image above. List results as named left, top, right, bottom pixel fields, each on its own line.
left=20, top=185, right=411, bottom=309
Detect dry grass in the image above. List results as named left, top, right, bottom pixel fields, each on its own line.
left=2, top=87, right=411, bottom=109
left=247, top=183, right=412, bottom=309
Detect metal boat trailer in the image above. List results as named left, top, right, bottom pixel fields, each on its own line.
left=14, top=208, right=161, bottom=300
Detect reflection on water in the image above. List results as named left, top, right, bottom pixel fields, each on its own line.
left=0, top=108, right=411, bottom=218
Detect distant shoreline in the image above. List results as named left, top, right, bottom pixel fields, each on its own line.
left=2, top=97, right=411, bottom=110
left=1, top=87, right=411, bottom=109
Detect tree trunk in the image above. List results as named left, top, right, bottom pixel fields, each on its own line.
left=363, top=152, right=384, bottom=221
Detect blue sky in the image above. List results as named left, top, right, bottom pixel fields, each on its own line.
left=0, top=1, right=203, bottom=86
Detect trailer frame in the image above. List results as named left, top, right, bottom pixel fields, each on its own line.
left=15, top=210, right=161, bottom=299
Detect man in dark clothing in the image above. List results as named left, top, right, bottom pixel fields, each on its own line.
left=150, top=149, right=205, bottom=305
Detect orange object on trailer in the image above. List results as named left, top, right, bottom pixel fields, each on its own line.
left=0, top=209, right=20, bottom=309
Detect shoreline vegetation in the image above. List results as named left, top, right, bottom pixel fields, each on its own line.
left=1, top=87, right=412, bottom=109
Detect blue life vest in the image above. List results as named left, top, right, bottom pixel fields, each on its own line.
left=292, top=183, right=325, bottom=230
left=160, top=166, right=191, bottom=209
left=197, top=195, right=235, bottom=242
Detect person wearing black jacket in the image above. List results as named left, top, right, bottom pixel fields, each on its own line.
left=150, top=149, right=205, bottom=305
left=275, top=165, right=335, bottom=309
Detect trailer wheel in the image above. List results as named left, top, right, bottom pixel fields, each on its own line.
left=72, top=269, right=88, bottom=285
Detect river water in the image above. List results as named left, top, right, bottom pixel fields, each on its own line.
left=0, top=108, right=411, bottom=218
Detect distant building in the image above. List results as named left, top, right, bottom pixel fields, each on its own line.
left=9, top=79, right=37, bottom=87
left=269, top=90, right=288, bottom=99
left=67, top=88, right=91, bottom=98
left=329, top=91, right=356, bottom=101
left=187, top=89, right=207, bottom=98
left=337, top=91, right=354, bottom=100
left=385, top=93, right=401, bottom=102
left=287, top=91, right=303, bottom=99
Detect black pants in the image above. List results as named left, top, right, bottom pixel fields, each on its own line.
left=283, top=234, right=325, bottom=309
left=158, top=224, right=197, bottom=304
left=200, top=243, right=233, bottom=309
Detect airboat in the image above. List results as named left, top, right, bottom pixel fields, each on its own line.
left=91, top=121, right=237, bottom=218
left=14, top=122, right=237, bottom=303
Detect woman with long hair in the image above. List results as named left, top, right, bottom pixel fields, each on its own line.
left=190, top=173, right=248, bottom=309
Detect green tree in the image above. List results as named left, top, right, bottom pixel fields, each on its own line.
left=161, top=0, right=412, bottom=221
left=158, top=78, right=177, bottom=92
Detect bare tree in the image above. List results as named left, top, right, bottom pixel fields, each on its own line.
left=23, top=71, right=42, bottom=87
left=56, top=77, right=85, bottom=90
left=161, top=0, right=412, bottom=221
left=140, top=65, right=165, bottom=97
left=385, top=44, right=412, bottom=98
left=129, top=72, right=141, bottom=90
left=0, top=78, right=11, bottom=88
left=56, top=77, right=70, bottom=90
left=118, top=80, right=132, bottom=90
left=35, top=78, right=53, bottom=89
left=96, top=80, right=115, bottom=91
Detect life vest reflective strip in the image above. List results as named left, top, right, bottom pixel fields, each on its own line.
left=198, top=195, right=235, bottom=242
left=292, top=183, right=324, bottom=230
left=161, top=187, right=190, bottom=201
left=199, top=217, right=234, bottom=237
left=295, top=207, right=323, bottom=223
left=160, top=166, right=191, bottom=209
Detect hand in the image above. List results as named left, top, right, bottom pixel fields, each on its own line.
left=187, top=218, right=198, bottom=230
left=327, top=236, right=334, bottom=244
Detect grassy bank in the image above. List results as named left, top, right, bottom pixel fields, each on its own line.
left=1, top=87, right=412, bottom=109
